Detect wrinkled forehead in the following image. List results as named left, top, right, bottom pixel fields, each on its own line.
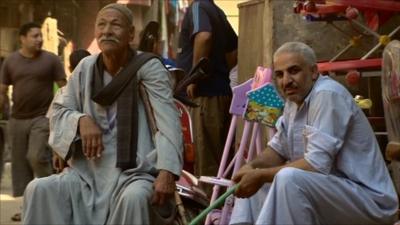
left=96, top=8, right=128, bottom=25
left=97, top=5, right=132, bottom=25
left=273, top=52, right=306, bottom=70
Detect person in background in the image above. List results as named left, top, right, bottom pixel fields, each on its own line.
left=0, top=22, right=66, bottom=221
left=69, top=49, right=91, bottom=72
left=229, top=42, right=398, bottom=225
left=22, top=4, right=182, bottom=225
left=0, top=57, right=7, bottom=185
left=176, top=0, right=238, bottom=196
left=229, top=64, right=238, bottom=89
left=138, top=21, right=176, bottom=68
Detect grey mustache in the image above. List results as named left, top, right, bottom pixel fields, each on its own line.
left=284, top=84, right=297, bottom=90
left=98, top=36, right=120, bottom=43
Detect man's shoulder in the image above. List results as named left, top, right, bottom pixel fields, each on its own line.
left=136, top=52, right=166, bottom=75
left=38, top=50, right=63, bottom=65
left=4, top=51, right=20, bottom=61
left=1, top=51, right=22, bottom=69
left=40, top=50, right=60, bottom=59
left=73, top=54, right=98, bottom=72
left=311, top=76, right=355, bottom=108
left=139, top=54, right=164, bottom=71
left=80, top=54, right=98, bottom=65
left=314, top=76, right=348, bottom=95
left=192, top=0, right=216, bottom=12
left=194, top=0, right=212, bottom=6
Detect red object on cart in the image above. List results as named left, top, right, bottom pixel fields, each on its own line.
left=295, top=0, right=400, bottom=30
left=318, top=58, right=382, bottom=72
left=175, top=99, right=195, bottom=173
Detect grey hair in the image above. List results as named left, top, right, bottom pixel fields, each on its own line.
left=273, top=42, right=317, bottom=66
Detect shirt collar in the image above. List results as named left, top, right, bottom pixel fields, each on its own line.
left=295, top=74, right=321, bottom=111
left=303, top=74, right=322, bottom=104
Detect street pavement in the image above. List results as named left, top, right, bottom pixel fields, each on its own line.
left=0, top=163, right=22, bottom=225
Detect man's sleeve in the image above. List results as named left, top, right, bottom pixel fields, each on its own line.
left=52, top=54, right=67, bottom=81
left=225, top=22, right=238, bottom=53
left=190, top=2, right=212, bottom=39
left=303, top=91, right=353, bottom=174
left=268, top=116, right=290, bottom=160
left=0, top=58, right=11, bottom=85
left=48, top=64, right=85, bottom=159
left=138, top=58, right=183, bottom=177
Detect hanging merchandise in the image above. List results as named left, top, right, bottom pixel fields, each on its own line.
left=41, top=17, right=59, bottom=54
left=170, top=0, right=180, bottom=26
left=160, top=0, right=169, bottom=58
left=178, top=0, right=189, bottom=10
left=177, top=0, right=189, bottom=28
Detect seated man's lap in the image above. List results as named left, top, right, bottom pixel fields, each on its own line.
left=118, top=179, right=153, bottom=204
left=23, top=172, right=77, bottom=223
left=24, top=170, right=80, bottom=200
left=110, top=178, right=175, bottom=224
left=230, top=184, right=270, bottom=225
left=260, top=167, right=389, bottom=224
left=122, top=179, right=175, bottom=217
left=231, top=168, right=390, bottom=224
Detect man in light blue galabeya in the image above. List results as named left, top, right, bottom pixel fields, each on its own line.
left=229, top=42, right=398, bottom=225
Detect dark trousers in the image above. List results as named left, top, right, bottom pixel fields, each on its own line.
left=9, top=116, right=53, bottom=197
left=191, top=95, right=232, bottom=196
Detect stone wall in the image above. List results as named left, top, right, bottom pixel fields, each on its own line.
left=238, top=0, right=400, bottom=148
left=238, top=0, right=400, bottom=79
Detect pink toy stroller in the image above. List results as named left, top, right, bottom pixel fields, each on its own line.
left=190, top=67, right=285, bottom=225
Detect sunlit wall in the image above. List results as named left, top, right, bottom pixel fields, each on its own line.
left=215, top=0, right=247, bottom=34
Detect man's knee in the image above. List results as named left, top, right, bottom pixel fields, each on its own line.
left=120, top=183, right=152, bottom=207
left=26, top=148, right=52, bottom=175
left=24, top=177, right=50, bottom=197
left=26, top=152, right=39, bottom=166
left=273, top=167, right=308, bottom=187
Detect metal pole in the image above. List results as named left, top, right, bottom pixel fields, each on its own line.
left=361, top=25, right=400, bottom=60
left=349, top=19, right=380, bottom=39
left=330, top=43, right=353, bottom=62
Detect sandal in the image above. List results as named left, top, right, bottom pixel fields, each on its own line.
left=11, top=212, right=21, bottom=221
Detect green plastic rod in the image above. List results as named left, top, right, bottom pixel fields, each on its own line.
left=188, top=184, right=239, bottom=225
